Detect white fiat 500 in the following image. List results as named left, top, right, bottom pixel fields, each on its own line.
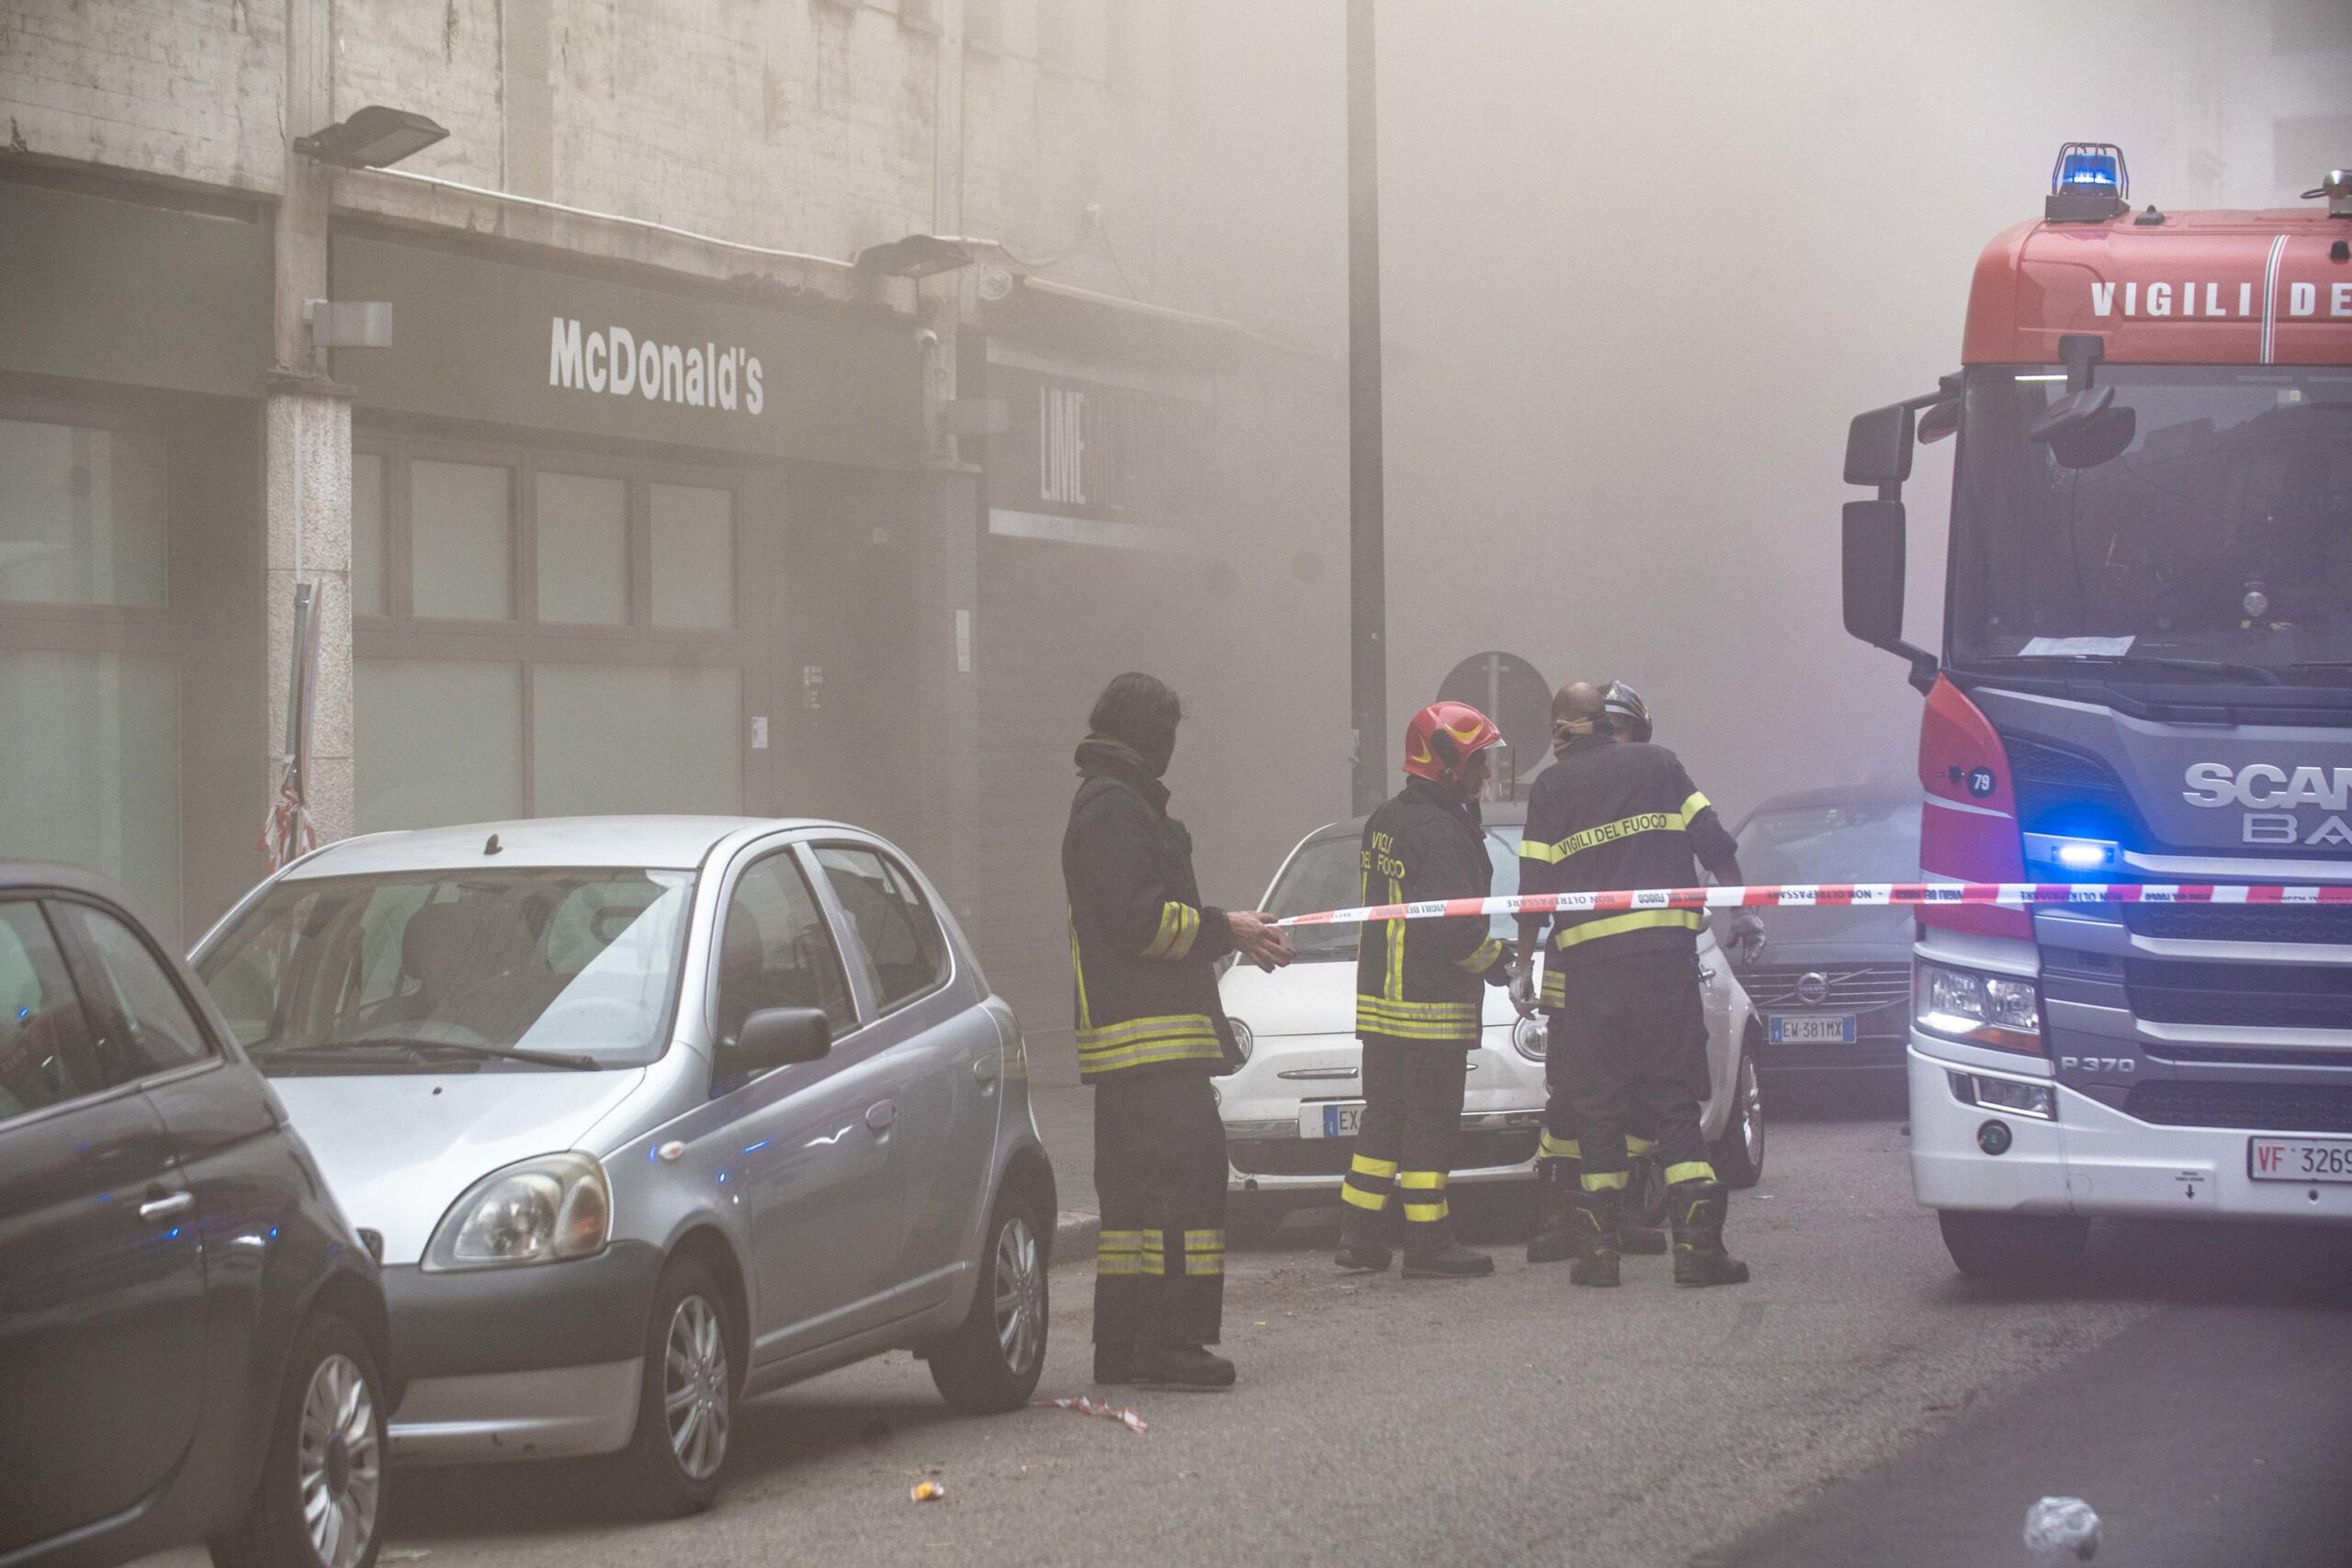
left=1215, top=803, right=1766, bottom=1236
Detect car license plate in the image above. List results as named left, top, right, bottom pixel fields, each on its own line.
left=1768, top=1013, right=1857, bottom=1044
left=1302, top=1101, right=1364, bottom=1139
left=2248, top=1136, right=2352, bottom=1183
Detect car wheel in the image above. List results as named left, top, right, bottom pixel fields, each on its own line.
left=1225, top=1190, right=1290, bottom=1247
left=1938, top=1210, right=2089, bottom=1280
left=209, top=1314, right=388, bottom=1568
left=928, top=1190, right=1050, bottom=1414
left=617, top=1258, right=734, bottom=1517
left=1711, top=1039, right=1766, bottom=1190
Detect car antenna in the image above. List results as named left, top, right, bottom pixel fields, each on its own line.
left=484, top=832, right=503, bottom=856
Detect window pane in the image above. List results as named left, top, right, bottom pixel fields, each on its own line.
left=716, top=853, right=854, bottom=1043
left=815, top=845, right=949, bottom=1010
left=0, top=417, right=166, bottom=606
left=650, top=483, right=733, bottom=628
left=0, top=901, right=99, bottom=1122
left=54, top=901, right=210, bottom=1081
left=0, top=651, right=180, bottom=934
left=533, top=663, right=740, bottom=816
left=352, top=450, right=386, bottom=616
left=536, top=471, right=628, bottom=625
left=356, top=660, right=524, bottom=831
left=412, top=459, right=512, bottom=619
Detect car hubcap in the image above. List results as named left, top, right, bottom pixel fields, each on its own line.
left=663, top=1295, right=729, bottom=1482
left=993, top=1216, right=1044, bottom=1374
left=1740, top=1056, right=1764, bottom=1167
left=299, top=1353, right=379, bottom=1568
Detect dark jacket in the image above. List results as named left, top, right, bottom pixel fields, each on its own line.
left=1062, top=739, right=1238, bottom=1083
left=1517, top=739, right=1739, bottom=990
left=1355, top=777, right=1506, bottom=1046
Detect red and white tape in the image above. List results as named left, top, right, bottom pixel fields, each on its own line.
left=1273, top=881, right=2352, bottom=929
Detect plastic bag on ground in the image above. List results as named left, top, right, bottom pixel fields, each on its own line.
left=2024, top=1496, right=2100, bottom=1564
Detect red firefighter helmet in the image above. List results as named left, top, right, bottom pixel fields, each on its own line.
left=1403, top=701, right=1503, bottom=786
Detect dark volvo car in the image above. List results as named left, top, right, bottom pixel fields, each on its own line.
left=0, top=864, right=394, bottom=1568
left=1729, top=784, right=1922, bottom=1077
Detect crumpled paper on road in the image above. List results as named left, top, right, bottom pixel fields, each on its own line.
left=2024, top=1496, right=2100, bottom=1563
left=1035, top=1394, right=1148, bottom=1434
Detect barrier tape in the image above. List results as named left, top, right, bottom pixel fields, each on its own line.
left=1272, top=881, right=2352, bottom=929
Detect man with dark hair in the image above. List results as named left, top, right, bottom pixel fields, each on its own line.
left=1064, top=671, right=1291, bottom=1389
left=1514, top=681, right=1756, bottom=1288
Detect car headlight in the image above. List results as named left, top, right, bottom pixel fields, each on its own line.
left=1227, top=1017, right=1253, bottom=1066
left=1510, top=1013, right=1547, bottom=1063
left=1915, top=961, right=2041, bottom=1055
left=424, top=1152, right=611, bottom=1272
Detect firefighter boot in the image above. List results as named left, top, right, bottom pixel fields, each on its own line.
left=1567, top=1187, right=1622, bottom=1288
left=1668, top=1179, right=1751, bottom=1287
left=1527, top=1158, right=1578, bottom=1264
left=1334, top=1208, right=1393, bottom=1273
left=1402, top=1217, right=1497, bottom=1278
left=1141, top=1342, right=1238, bottom=1391
left=1092, top=1342, right=1139, bottom=1384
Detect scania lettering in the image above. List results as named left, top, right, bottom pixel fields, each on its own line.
left=1838, top=146, right=2352, bottom=1279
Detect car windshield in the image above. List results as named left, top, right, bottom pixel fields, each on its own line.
left=197, top=866, right=695, bottom=1073
left=1736, top=800, right=1921, bottom=886
left=1949, top=364, right=2352, bottom=684
left=1263, top=828, right=1521, bottom=962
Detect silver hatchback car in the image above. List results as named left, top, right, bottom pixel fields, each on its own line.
left=191, top=816, right=1054, bottom=1515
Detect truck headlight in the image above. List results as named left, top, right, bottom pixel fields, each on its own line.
left=1510, top=1013, right=1548, bottom=1063
left=424, top=1152, right=611, bottom=1271
left=1915, top=961, right=2042, bottom=1055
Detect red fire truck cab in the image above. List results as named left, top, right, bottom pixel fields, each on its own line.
left=1841, top=146, right=2352, bottom=1279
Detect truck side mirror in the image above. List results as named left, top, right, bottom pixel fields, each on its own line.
left=1844, top=403, right=1917, bottom=488
left=1842, top=499, right=1906, bottom=647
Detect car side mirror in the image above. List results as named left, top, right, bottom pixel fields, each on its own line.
left=723, top=1007, right=831, bottom=1077
left=1843, top=402, right=1917, bottom=488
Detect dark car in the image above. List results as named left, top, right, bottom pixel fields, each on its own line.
left=0, top=864, right=394, bottom=1568
left=1728, top=784, right=1921, bottom=1076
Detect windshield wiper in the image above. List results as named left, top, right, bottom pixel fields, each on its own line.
left=283, top=1035, right=602, bottom=1070
left=1968, top=653, right=2280, bottom=685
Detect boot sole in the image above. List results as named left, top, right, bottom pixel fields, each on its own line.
left=1138, top=1374, right=1237, bottom=1391
left=1401, top=1263, right=1496, bottom=1278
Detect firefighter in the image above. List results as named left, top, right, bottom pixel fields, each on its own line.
left=1512, top=681, right=1761, bottom=1287
left=1335, top=701, right=1516, bottom=1279
left=1064, top=672, right=1292, bottom=1390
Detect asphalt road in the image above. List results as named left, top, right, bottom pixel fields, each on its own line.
left=141, top=1081, right=2352, bottom=1568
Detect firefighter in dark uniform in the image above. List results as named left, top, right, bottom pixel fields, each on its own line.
left=1513, top=681, right=1760, bottom=1287
left=1064, top=672, right=1292, bottom=1389
left=1334, top=701, right=1516, bottom=1279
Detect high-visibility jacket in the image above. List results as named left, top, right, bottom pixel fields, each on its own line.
left=1354, top=778, right=1505, bottom=1045
left=1062, top=745, right=1237, bottom=1082
left=1517, top=738, right=1739, bottom=1002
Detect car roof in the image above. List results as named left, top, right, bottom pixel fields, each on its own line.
left=1297, top=798, right=1529, bottom=848
left=0, top=859, right=148, bottom=903
left=278, top=815, right=834, bottom=878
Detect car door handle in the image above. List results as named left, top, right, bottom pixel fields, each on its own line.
left=865, top=1100, right=898, bottom=1133
left=139, top=1190, right=194, bottom=1223
left=1699, top=967, right=1717, bottom=984
left=973, top=1052, right=1001, bottom=1083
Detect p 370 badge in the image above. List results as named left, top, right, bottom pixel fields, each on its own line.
left=2059, top=1055, right=2137, bottom=1077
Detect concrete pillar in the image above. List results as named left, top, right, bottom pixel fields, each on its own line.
left=263, top=0, right=355, bottom=847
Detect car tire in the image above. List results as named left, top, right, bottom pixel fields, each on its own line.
left=1710, top=1039, right=1766, bottom=1190
left=209, top=1313, right=389, bottom=1568
left=1938, top=1210, right=2089, bottom=1280
left=616, top=1257, right=735, bottom=1517
left=1224, top=1191, right=1290, bottom=1247
left=928, top=1189, right=1050, bottom=1415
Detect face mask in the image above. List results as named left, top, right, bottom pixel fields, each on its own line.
left=1136, top=726, right=1177, bottom=778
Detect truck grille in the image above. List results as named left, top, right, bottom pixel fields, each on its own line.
left=1229, top=1128, right=1540, bottom=1179
left=2125, top=1080, right=2352, bottom=1134
left=2124, top=959, right=2352, bottom=1031
left=1736, top=963, right=1912, bottom=1015
left=2120, top=903, right=2352, bottom=945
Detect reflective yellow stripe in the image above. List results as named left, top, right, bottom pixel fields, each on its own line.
left=1356, top=995, right=1481, bottom=1041
left=1069, top=916, right=1091, bottom=1031
left=1397, top=1169, right=1446, bottom=1190
left=1454, top=936, right=1505, bottom=975
left=1402, top=1201, right=1449, bottom=1223
left=1340, top=1182, right=1388, bottom=1212
left=1184, top=1229, right=1224, bottom=1251
left=1540, top=969, right=1568, bottom=1005
left=1075, top=1013, right=1225, bottom=1078
left=1140, top=901, right=1201, bottom=960
left=1626, top=1134, right=1657, bottom=1156
left=1166, top=904, right=1201, bottom=961
left=1349, top=1154, right=1399, bottom=1179
left=1521, top=796, right=1710, bottom=864
left=1384, top=877, right=1405, bottom=1001
left=1581, top=1169, right=1632, bottom=1191
left=1553, top=908, right=1702, bottom=950
left=1184, top=1251, right=1224, bottom=1276
left=1664, top=1161, right=1716, bottom=1186
left=1096, top=1229, right=1143, bottom=1276
left=1679, top=791, right=1711, bottom=821
left=1138, top=1230, right=1167, bottom=1276
left=1182, top=1229, right=1224, bottom=1276
left=1538, top=1132, right=1580, bottom=1160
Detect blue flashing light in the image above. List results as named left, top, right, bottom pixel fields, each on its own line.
left=2023, top=832, right=2119, bottom=874
left=2058, top=151, right=2120, bottom=190
left=2054, top=840, right=2109, bottom=871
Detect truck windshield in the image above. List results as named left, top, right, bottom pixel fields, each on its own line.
left=1949, top=364, right=2352, bottom=684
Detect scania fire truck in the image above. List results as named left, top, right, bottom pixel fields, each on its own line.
left=1841, top=145, right=2352, bottom=1278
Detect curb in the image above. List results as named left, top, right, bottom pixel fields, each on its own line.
left=1051, top=1209, right=1100, bottom=1269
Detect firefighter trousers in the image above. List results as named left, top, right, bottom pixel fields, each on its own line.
left=1541, top=1014, right=1658, bottom=1171
left=1092, top=1069, right=1226, bottom=1348
left=1555, top=950, right=1716, bottom=1192
left=1341, top=1039, right=1471, bottom=1235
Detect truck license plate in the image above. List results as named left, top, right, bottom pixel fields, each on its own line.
left=2248, top=1136, right=2352, bottom=1183
left=1302, top=1102, right=1364, bottom=1139
left=1769, top=1014, right=1857, bottom=1044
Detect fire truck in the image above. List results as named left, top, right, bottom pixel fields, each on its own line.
left=1841, top=145, right=2352, bottom=1278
